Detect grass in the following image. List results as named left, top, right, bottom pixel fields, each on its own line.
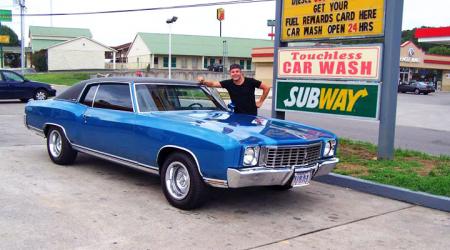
left=25, top=72, right=91, bottom=86
left=335, top=138, right=450, bottom=197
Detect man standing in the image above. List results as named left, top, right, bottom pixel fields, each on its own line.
left=198, top=64, right=271, bottom=116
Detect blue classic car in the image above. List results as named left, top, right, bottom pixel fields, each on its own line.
left=24, top=77, right=339, bottom=209
left=0, top=69, right=56, bottom=101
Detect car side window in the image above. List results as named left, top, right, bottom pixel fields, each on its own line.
left=93, top=84, right=133, bottom=112
left=3, top=71, right=24, bottom=82
left=79, top=84, right=98, bottom=107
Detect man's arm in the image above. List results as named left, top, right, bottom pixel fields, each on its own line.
left=197, top=76, right=222, bottom=88
left=256, top=82, right=271, bottom=108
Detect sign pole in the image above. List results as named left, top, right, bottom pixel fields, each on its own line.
left=20, top=0, right=25, bottom=74
left=0, top=21, right=2, bottom=68
left=271, top=0, right=286, bottom=119
left=377, top=0, right=404, bottom=160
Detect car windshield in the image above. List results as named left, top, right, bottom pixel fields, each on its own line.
left=135, top=84, right=226, bottom=112
left=417, top=82, right=427, bottom=87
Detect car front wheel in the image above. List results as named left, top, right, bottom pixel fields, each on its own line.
left=34, top=89, right=48, bottom=100
left=161, top=152, right=208, bottom=210
left=414, top=89, right=420, bottom=95
left=46, top=127, right=77, bottom=165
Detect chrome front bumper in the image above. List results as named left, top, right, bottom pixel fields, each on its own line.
left=227, top=158, right=339, bottom=188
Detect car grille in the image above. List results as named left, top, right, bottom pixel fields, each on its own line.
left=261, top=143, right=322, bottom=168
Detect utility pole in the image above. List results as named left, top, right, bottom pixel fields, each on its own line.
left=166, top=16, right=177, bottom=79
left=19, top=0, right=25, bottom=74
left=50, top=0, right=53, bottom=26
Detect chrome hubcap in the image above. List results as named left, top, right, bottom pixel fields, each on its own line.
left=49, top=130, right=62, bottom=158
left=165, top=161, right=190, bottom=200
left=36, top=91, right=47, bottom=100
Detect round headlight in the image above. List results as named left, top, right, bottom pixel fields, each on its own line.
left=243, top=147, right=259, bottom=166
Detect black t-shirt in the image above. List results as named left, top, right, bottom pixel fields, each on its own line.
left=220, top=77, right=261, bottom=115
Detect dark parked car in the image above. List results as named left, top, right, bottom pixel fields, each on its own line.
left=426, top=82, right=436, bottom=93
left=0, top=70, right=56, bottom=102
left=398, top=82, right=434, bottom=95
left=25, top=77, right=339, bottom=210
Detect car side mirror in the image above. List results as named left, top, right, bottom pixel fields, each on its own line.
left=23, top=78, right=29, bottom=82
left=227, top=103, right=235, bottom=112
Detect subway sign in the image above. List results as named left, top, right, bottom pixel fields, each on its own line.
left=276, top=80, right=380, bottom=119
left=278, top=45, right=382, bottom=81
left=282, top=0, right=385, bottom=41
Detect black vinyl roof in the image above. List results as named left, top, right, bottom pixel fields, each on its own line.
left=56, top=77, right=200, bottom=101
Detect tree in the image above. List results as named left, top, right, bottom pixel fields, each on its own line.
left=0, top=25, right=20, bottom=46
left=428, top=46, right=450, bottom=56
left=31, top=50, right=48, bottom=72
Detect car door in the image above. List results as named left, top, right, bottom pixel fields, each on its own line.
left=0, top=73, right=9, bottom=99
left=1, top=71, right=33, bottom=99
left=77, top=82, right=137, bottom=160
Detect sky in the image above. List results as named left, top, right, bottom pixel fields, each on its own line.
left=1, top=0, right=449, bottom=46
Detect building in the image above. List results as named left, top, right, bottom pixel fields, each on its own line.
left=127, top=33, right=273, bottom=70
left=46, top=37, right=116, bottom=71
left=399, top=41, right=450, bottom=90
left=29, top=26, right=93, bottom=53
left=29, top=26, right=116, bottom=71
left=251, top=42, right=450, bottom=91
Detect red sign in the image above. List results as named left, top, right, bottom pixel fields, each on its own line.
left=278, top=45, right=382, bottom=81
left=217, top=8, right=225, bottom=21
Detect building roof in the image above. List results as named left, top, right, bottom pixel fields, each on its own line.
left=136, top=33, right=273, bottom=58
left=113, top=42, right=132, bottom=51
left=46, top=36, right=117, bottom=52
left=415, top=26, right=450, bottom=45
left=30, top=39, right=66, bottom=52
left=29, top=26, right=92, bottom=39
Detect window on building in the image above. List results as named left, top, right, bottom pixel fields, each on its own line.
left=163, top=57, right=176, bottom=68
left=154, top=57, right=158, bottom=65
left=171, top=57, right=177, bottom=68
left=239, top=59, right=245, bottom=69
left=246, top=59, right=252, bottom=70
left=203, top=58, right=208, bottom=69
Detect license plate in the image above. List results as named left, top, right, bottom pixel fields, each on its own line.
left=292, top=171, right=312, bottom=187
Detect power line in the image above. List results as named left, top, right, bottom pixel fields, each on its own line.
left=12, top=0, right=274, bottom=17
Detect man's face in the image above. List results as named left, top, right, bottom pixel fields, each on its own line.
left=230, top=68, right=242, bottom=81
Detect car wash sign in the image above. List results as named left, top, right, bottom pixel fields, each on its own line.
left=278, top=45, right=382, bottom=81
left=282, top=0, right=385, bottom=41
left=276, top=80, right=380, bottom=119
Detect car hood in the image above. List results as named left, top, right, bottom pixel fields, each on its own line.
left=145, top=110, right=336, bottom=145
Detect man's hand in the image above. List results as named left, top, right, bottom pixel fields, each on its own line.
left=197, top=77, right=222, bottom=88
left=256, top=100, right=263, bottom=108
left=197, top=76, right=205, bottom=85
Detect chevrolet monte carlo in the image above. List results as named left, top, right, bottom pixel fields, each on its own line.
left=24, top=78, right=339, bottom=210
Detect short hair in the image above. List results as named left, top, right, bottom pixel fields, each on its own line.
left=229, top=64, right=242, bottom=71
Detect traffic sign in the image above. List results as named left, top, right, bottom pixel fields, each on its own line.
left=0, top=9, right=12, bottom=22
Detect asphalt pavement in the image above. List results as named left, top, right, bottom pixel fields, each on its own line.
left=0, top=87, right=449, bottom=249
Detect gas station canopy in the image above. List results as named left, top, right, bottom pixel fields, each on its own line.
left=415, top=26, right=450, bottom=45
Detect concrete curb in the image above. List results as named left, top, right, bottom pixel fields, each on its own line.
left=314, top=173, right=450, bottom=212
